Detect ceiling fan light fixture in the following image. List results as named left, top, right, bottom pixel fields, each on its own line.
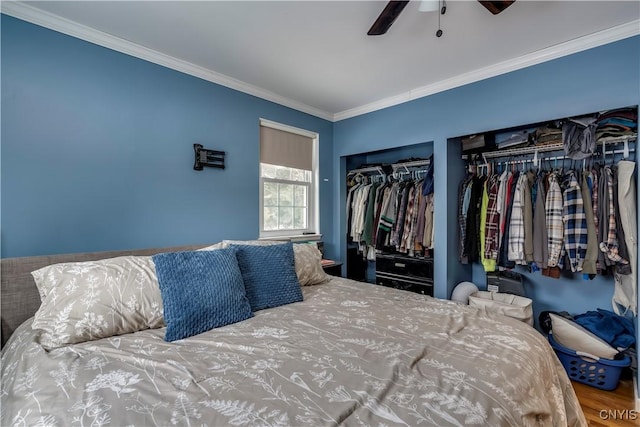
left=418, top=0, right=439, bottom=13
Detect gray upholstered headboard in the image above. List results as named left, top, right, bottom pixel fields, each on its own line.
left=0, top=244, right=206, bottom=348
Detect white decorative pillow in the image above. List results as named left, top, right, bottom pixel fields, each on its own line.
left=198, top=240, right=280, bottom=251
left=197, top=241, right=226, bottom=251
left=31, top=256, right=164, bottom=350
left=549, top=313, right=618, bottom=359
left=292, top=243, right=330, bottom=286
left=200, top=240, right=330, bottom=286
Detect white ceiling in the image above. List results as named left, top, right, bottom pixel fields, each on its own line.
left=5, top=1, right=640, bottom=121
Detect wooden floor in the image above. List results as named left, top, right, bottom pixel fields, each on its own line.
left=573, top=379, right=638, bottom=426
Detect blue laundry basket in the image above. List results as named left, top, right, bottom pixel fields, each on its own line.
left=548, top=333, right=631, bottom=391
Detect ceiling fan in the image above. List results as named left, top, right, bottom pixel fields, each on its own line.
left=367, top=0, right=515, bottom=36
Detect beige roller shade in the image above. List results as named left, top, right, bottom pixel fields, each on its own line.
left=260, top=125, right=313, bottom=171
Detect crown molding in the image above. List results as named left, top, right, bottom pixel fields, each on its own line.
left=0, top=1, right=334, bottom=122
left=2, top=2, right=638, bottom=123
left=334, top=20, right=640, bottom=121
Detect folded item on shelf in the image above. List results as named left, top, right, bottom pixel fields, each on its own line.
left=495, top=127, right=537, bottom=149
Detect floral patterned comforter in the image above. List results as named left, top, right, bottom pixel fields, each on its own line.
left=2, top=277, right=585, bottom=426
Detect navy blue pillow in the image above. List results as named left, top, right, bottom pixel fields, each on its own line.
left=229, top=243, right=303, bottom=311
left=152, top=248, right=253, bottom=342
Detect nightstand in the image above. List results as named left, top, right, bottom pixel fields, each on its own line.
left=322, top=260, right=343, bottom=277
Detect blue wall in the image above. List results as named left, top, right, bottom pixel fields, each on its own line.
left=334, top=36, right=640, bottom=322
left=1, top=15, right=334, bottom=259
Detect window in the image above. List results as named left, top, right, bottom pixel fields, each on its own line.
left=259, top=119, right=319, bottom=238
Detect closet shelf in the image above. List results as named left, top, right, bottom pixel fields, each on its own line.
left=391, top=159, right=431, bottom=171
left=461, top=134, right=637, bottom=161
left=347, top=165, right=388, bottom=176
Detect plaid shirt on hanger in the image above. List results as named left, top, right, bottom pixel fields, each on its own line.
left=483, top=175, right=501, bottom=261
left=399, top=185, right=416, bottom=253
left=546, top=172, right=564, bottom=268
left=562, top=171, right=588, bottom=272
left=391, top=183, right=410, bottom=249
left=508, top=173, right=527, bottom=264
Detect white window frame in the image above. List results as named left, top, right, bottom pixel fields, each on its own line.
left=259, top=119, right=319, bottom=239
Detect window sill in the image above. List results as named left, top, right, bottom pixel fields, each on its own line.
left=259, top=234, right=322, bottom=243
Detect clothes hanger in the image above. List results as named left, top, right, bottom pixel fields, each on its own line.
left=537, top=153, right=542, bottom=173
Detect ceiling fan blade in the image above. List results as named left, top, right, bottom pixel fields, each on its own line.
left=367, top=1, right=410, bottom=36
left=478, top=1, right=515, bottom=15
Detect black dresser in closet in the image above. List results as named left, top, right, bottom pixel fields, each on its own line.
left=375, top=253, right=434, bottom=296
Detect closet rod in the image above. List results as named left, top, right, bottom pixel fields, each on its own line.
left=598, top=148, right=636, bottom=157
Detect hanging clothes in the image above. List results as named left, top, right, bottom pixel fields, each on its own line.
left=414, top=183, right=428, bottom=253
left=598, top=166, right=629, bottom=268
left=545, top=172, right=564, bottom=268
left=497, top=171, right=518, bottom=269
left=464, top=176, right=486, bottom=263
left=506, top=171, right=535, bottom=266
left=345, top=180, right=361, bottom=236
left=589, top=166, right=604, bottom=274
left=391, top=182, right=412, bottom=248
left=423, top=194, right=434, bottom=250
left=399, top=184, right=416, bottom=253
left=457, top=113, right=636, bottom=307
left=350, top=182, right=371, bottom=245
left=507, top=173, right=527, bottom=264
left=483, top=174, right=501, bottom=269
left=350, top=164, right=431, bottom=257
left=458, top=174, right=474, bottom=264
left=562, top=171, right=588, bottom=273
left=361, top=182, right=382, bottom=248
left=581, top=171, right=599, bottom=277
left=532, top=171, right=549, bottom=270
left=403, top=180, right=423, bottom=256
left=417, top=159, right=435, bottom=253
left=371, top=182, right=388, bottom=247
left=376, top=183, right=399, bottom=250
left=496, top=169, right=512, bottom=244
left=612, top=166, right=631, bottom=275
left=613, top=160, right=637, bottom=315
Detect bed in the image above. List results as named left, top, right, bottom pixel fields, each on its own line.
left=1, top=242, right=586, bottom=426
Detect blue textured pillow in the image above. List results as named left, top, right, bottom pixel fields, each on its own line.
left=152, top=248, right=253, bottom=342
left=229, top=243, right=303, bottom=311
